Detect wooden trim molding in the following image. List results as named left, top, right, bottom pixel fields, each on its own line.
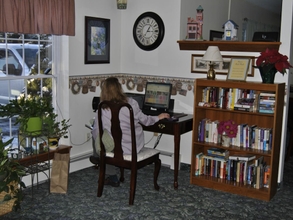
left=177, top=40, right=281, bottom=52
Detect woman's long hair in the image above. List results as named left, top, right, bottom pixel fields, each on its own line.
left=100, top=77, right=127, bottom=105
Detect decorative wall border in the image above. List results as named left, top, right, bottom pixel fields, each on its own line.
left=69, top=73, right=195, bottom=96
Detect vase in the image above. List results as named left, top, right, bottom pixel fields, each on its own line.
left=221, top=134, right=230, bottom=147
left=258, top=64, right=277, bottom=84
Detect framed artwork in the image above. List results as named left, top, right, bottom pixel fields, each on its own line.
left=209, top=30, right=224, bottom=41
left=191, top=55, right=254, bottom=77
left=85, top=16, right=110, bottom=64
left=227, top=58, right=251, bottom=81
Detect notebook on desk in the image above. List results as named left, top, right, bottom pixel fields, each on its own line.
left=141, top=82, right=187, bottom=118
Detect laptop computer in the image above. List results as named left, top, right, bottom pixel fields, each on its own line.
left=252, top=32, right=279, bottom=42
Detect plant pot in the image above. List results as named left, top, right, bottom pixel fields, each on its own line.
left=26, top=117, right=42, bottom=135
left=48, top=137, right=60, bottom=150
left=258, top=64, right=277, bottom=84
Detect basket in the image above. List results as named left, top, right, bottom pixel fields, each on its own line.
left=0, top=182, right=17, bottom=216
left=0, top=199, right=16, bottom=216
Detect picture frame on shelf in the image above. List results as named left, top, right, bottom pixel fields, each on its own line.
left=84, top=16, right=110, bottom=64
left=191, top=55, right=254, bottom=77
left=209, top=30, right=224, bottom=41
left=227, top=58, right=251, bottom=81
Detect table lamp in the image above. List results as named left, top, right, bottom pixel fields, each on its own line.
left=202, top=46, right=223, bottom=80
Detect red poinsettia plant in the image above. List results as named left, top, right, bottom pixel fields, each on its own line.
left=217, top=120, right=238, bottom=138
left=255, top=48, right=292, bottom=75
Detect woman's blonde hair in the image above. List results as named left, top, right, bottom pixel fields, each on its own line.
left=100, top=77, right=127, bottom=104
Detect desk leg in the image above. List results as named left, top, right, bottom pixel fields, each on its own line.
left=173, top=126, right=180, bottom=189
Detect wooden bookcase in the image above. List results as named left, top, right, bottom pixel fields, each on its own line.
left=190, top=78, right=285, bottom=201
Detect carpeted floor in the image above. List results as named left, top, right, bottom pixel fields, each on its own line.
left=2, top=157, right=293, bottom=220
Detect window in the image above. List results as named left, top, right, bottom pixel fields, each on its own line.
left=0, top=33, right=54, bottom=145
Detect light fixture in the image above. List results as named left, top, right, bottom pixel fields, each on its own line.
left=202, top=46, right=223, bottom=80
left=117, top=0, right=127, bottom=9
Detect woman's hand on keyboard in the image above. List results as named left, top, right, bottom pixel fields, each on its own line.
left=158, top=113, right=170, bottom=120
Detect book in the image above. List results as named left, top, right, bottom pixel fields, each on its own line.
left=236, top=98, right=255, bottom=106
left=263, top=165, right=271, bottom=188
left=229, top=154, right=256, bottom=161
left=244, top=160, right=254, bottom=185
left=259, top=109, right=274, bottom=114
left=259, top=92, right=275, bottom=97
left=234, top=105, right=253, bottom=112
left=211, top=120, right=219, bottom=144
left=207, top=147, right=229, bottom=159
left=247, top=162, right=255, bottom=185
left=255, top=163, right=264, bottom=189
left=195, top=152, right=204, bottom=176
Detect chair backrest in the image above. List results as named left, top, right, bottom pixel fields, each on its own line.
left=97, top=100, right=138, bottom=165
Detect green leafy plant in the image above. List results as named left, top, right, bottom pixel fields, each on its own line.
left=0, top=95, right=53, bottom=133
left=43, top=112, right=71, bottom=139
left=0, top=129, right=26, bottom=211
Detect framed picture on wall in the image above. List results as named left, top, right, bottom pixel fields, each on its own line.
left=85, top=16, right=110, bottom=64
left=191, top=55, right=255, bottom=77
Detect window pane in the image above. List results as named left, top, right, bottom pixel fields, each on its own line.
left=0, top=33, right=53, bottom=148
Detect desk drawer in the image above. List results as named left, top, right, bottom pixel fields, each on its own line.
left=143, top=122, right=174, bottom=135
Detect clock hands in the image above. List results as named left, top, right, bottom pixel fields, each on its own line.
left=144, top=25, right=153, bottom=37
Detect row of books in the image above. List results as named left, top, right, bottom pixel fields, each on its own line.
left=199, top=87, right=276, bottom=114
left=198, top=118, right=273, bottom=151
left=259, top=92, right=275, bottom=114
left=195, top=151, right=269, bottom=188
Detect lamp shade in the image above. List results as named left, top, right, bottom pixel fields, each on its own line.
left=202, top=46, right=223, bottom=62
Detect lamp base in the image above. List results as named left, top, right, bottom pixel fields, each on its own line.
left=207, top=63, right=216, bottom=80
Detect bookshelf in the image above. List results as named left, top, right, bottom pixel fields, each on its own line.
left=190, top=79, right=285, bottom=201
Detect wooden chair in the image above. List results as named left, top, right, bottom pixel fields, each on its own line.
left=97, top=100, right=161, bottom=205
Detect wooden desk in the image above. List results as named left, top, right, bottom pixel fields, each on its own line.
left=18, top=145, right=72, bottom=166
left=142, top=114, right=193, bottom=189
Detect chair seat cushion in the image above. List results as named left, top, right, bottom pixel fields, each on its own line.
left=106, top=147, right=160, bottom=162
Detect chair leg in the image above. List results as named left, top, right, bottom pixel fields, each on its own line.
left=154, top=157, right=161, bottom=190
left=97, top=162, right=106, bottom=197
left=119, top=167, right=125, bottom=182
left=129, top=168, right=137, bottom=205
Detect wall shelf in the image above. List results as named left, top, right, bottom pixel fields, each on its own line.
left=177, top=40, right=281, bottom=52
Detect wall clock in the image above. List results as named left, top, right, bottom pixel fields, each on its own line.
left=133, top=12, right=165, bottom=51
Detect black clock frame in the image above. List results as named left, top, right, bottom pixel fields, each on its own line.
left=133, top=12, right=165, bottom=51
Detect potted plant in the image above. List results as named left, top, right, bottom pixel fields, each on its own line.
left=0, top=129, right=26, bottom=214
left=42, top=112, right=71, bottom=149
left=217, top=120, right=238, bottom=147
left=254, top=48, right=292, bottom=84
left=0, top=95, right=53, bottom=135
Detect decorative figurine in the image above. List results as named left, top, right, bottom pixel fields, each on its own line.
left=187, top=5, right=204, bottom=40
left=222, top=20, right=238, bottom=41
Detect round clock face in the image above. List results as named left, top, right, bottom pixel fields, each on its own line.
left=133, top=12, right=165, bottom=51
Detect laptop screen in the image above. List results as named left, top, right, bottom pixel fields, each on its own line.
left=143, top=82, right=172, bottom=111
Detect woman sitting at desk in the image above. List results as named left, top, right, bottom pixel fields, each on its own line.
left=90, top=77, right=169, bottom=187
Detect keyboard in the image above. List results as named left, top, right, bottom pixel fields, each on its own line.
left=142, top=110, right=187, bottom=118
